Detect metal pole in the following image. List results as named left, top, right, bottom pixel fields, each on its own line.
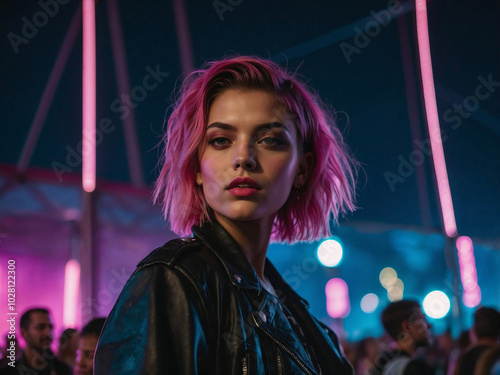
left=107, top=0, right=144, bottom=187
left=17, top=5, right=82, bottom=175
left=173, top=0, right=195, bottom=75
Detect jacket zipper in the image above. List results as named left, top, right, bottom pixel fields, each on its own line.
left=242, top=354, right=248, bottom=375
left=251, top=315, right=313, bottom=375
left=276, top=349, right=284, bottom=375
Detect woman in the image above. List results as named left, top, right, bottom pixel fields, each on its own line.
left=95, top=56, right=357, bottom=374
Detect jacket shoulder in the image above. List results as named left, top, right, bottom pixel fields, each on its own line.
left=136, top=236, right=202, bottom=269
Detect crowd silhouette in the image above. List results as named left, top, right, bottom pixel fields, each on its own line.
left=0, top=304, right=498, bottom=375
left=0, top=308, right=105, bottom=375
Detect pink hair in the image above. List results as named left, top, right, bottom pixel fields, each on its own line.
left=153, top=56, right=357, bottom=243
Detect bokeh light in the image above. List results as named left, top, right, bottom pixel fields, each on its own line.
left=317, top=238, right=343, bottom=267
left=360, top=293, right=379, bottom=313
left=456, top=236, right=481, bottom=308
left=325, top=278, right=350, bottom=318
left=463, top=285, right=482, bottom=308
left=423, top=290, right=451, bottom=319
left=387, top=278, right=404, bottom=301
left=379, top=267, right=398, bottom=289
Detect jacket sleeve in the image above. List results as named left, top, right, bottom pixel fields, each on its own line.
left=94, top=263, right=213, bottom=375
left=316, top=319, right=354, bottom=374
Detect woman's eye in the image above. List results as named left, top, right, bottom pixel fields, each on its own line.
left=260, top=137, right=286, bottom=147
left=208, top=137, right=230, bottom=148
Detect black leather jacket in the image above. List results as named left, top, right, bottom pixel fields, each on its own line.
left=95, top=220, right=353, bottom=374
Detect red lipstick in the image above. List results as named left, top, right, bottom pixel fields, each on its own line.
left=227, top=177, right=261, bottom=197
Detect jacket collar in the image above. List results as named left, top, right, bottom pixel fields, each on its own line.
left=192, top=220, right=310, bottom=307
left=192, top=219, right=262, bottom=291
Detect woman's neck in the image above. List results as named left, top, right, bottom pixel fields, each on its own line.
left=214, top=213, right=274, bottom=280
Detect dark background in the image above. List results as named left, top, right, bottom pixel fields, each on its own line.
left=1, top=0, right=499, bottom=341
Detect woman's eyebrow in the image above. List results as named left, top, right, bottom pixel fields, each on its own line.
left=256, top=122, right=289, bottom=133
left=206, top=121, right=289, bottom=133
left=206, top=122, right=236, bottom=131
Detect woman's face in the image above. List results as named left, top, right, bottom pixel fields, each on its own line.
left=197, top=88, right=309, bottom=225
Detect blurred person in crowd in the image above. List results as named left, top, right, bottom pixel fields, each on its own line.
left=455, top=306, right=500, bottom=375
left=474, top=344, right=500, bottom=375
left=58, top=329, right=79, bottom=368
left=372, top=300, right=434, bottom=375
left=75, top=318, right=106, bottom=375
left=0, top=335, right=22, bottom=368
left=447, top=330, right=471, bottom=375
left=355, top=336, right=380, bottom=375
left=0, top=308, right=73, bottom=375
left=425, top=330, right=454, bottom=375
left=342, top=338, right=358, bottom=369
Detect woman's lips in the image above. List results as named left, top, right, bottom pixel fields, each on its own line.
left=227, top=177, right=261, bottom=196
left=227, top=177, right=261, bottom=190
left=228, top=187, right=260, bottom=197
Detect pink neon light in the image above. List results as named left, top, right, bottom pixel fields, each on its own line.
left=463, top=286, right=482, bottom=308
left=63, top=259, right=81, bottom=327
left=456, top=236, right=481, bottom=307
left=82, top=0, right=96, bottom=192
left=415, top=0, right=457, bottom=238
left=325, top=278, right=350, bottom=318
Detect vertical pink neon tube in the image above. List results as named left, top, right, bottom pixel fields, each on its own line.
left=456, top=236, right=481, bottom=307
left=415, top=0, right=457, bottom=238
left=63, top=259, right=81, bottom=327
left=82, top=0, right=96, bottom=192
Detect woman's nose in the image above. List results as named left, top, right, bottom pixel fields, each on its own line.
left=232, top=143, right=256, bottom=170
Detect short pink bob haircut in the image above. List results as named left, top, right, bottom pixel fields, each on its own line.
left=154, top=56, right=357, bottom=243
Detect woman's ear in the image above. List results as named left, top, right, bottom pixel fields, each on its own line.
left=294, top=152, right=313, bottom=188
left=196, top=172, right=203, bottom=185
